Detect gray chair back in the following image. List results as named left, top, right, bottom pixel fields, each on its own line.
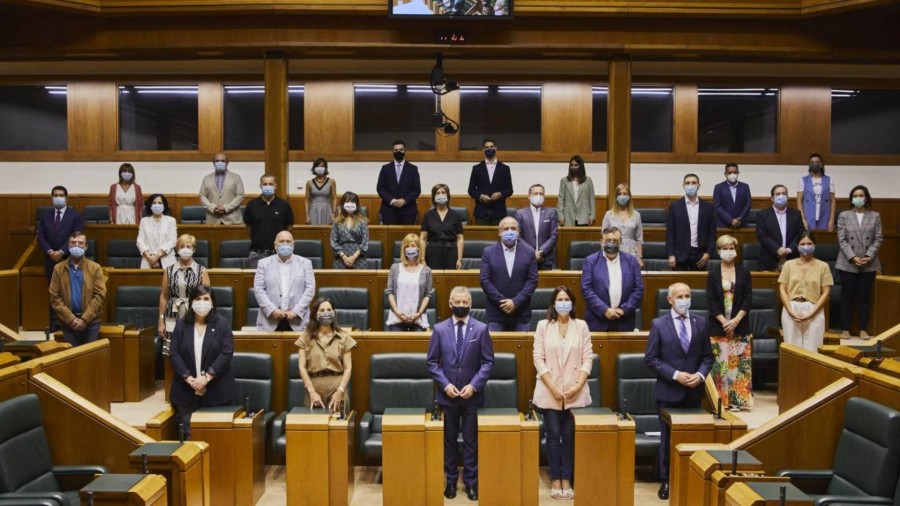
left=286, top=354, right=307, bottom=409
left=642, top=242, right=669, bottom=271
left=180, top=205, right=207, bottom=224
left=467, top=287, right=488, bottom=323
left=232, top=352, right=273, bottom=414
left=368, top=353, right=433, bottom=433
left=588, top=354, right=601, bottom=407
left=827, top=397, right=900, bottom=499
left=568, top=241, right=601, bottom=270
left=107, top=239, right=142, bottom=268
left=318, top=287, right=369, bottom=330
left=742, top=243, right=761, bottom=272
left=0, top=394, right=60, bottom=494
left=246, top=288, right=259, bottom=327
left=616, top=354, right=660, bottom=435
left=83, top=205, right=110, bottom=224
left=367, top=241, right=383, bottom=269
left=637, top=208, right=666, bottom=227
left=528, top=288, right=556, bottom=331
left=484, top=353, right=517, bottom=409
left=211, top=286, right=234, bottom=328
left=461, top=241, right=495, bottom=269
left=194, top=240, right=210, bottom=268
left=114, top=285, right=160, bottom=329
left=451, top=206, right=468, bottom=225
left=294, top=240, right=323, bottom=269
left=219, top=240, right=250, bottom=268
left=655, top=288, right=709, bottom=320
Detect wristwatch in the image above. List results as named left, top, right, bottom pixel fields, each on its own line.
left=337, top=386, right=345, bottom=393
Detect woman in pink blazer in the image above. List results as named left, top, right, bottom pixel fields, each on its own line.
left=533, top=285, right=593, bottom=501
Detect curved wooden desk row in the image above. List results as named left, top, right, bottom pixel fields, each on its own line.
left=672, top=346, right=900, bottom=506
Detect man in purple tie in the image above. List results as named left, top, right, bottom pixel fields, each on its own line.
left=426, top=286, right=495, bottom=502
left=644, top=282, right=714, bottom=500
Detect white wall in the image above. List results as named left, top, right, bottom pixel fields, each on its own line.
left=0, top=161, right=896, bottom=199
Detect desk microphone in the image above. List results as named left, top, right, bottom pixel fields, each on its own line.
left=178, top=423, right=185, bottom=443
left=619, top=399, right=628, bottom=421
left=86, top=491, right=94, bottom=506
left=432, top=400, right=442, bottom=421
left=876, top=341, right=882, bottom=360
left=779, top=484, right=786, bottom=506
left=525, top=400, right=535, bottom=421
left=337, top=399, right=346, bottom=420
left=245, top=396, right=253, bottom=418
left=730, top=450, right=738, bottom=476
left=141, top=452, right=149, bottom=474
left=716, top=398, right=723, bottom=420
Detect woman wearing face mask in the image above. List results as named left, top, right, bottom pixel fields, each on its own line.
left=706, top=235, right=753, bottom=411
left=108, top=163, right=143, bottom=225
left=778, top=231, right=833, bottom=352
left=304, top=158, right=337, bottom=225
left=835, top=185, right=882, bottom=340
left=158, top=234, right=211, bottom=354
left=295, top=297, right=356, bottom=413
left=385, top=234, right=433, bottom=332
left=330, top=191, right=369, bottom=269
left=168, top=285, right=237, bottom=440
left=557, top=155, right=596, bottom=227
left=601, top=183, right=644, bottom=268
left=420, top=183, right=464, bottom=270
left=532, top=286, right=593, bottom=501
left=797, top=153, right=836, bottom=231
left=137, top=193, right=177, bottom=269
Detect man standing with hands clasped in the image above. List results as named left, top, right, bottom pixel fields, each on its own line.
left=376, top=140, right=421, bottom=225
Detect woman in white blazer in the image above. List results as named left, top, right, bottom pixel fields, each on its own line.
left=532, top=285, right=593, bottom=500
left=557, top=155, right=596, bottom=227
left=137, top=193, right=177, bottom=269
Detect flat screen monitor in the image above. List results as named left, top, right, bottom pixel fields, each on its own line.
left=389, top=0, right=512, bottom=18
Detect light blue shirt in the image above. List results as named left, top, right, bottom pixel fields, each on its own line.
left=503, top=244, right=516, bottom=278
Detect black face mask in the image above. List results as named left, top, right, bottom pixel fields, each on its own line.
left=393, top=151, right=405, bottom=162
left=809, top=163, right=823, bottom=174
left=603, top=243, right=620, bottom=255
left=451, top=306, right=470, bottom=318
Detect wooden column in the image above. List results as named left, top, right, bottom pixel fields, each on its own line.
left=607, top=58, right=632, bottom=207
left=265, top=52, right=289, bottom=198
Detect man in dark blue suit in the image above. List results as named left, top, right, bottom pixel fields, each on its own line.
left=37, top=185, right=84, bottom=281
left=755, top=184, right=804, bottom=271
left=514, top=184, right=558, bottom=270
left=480, top=217, right=539, bottom=332
left=644, top=282, right=714, bottom=500
left=712, top=163, right=752, bottom=229
left=376, top=140, right=421, bottom=225
left=467, top=138, right=513, bottom=225
left=426, top=286, right=495, bottom=501
left=666, top=173, right=717, bottom=271
left=581, top=227, right=644, bottom=331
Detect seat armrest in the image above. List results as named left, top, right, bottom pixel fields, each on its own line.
left=52, top=465, right=109, bottom=476
left=815, top=496, right=892, bottom=506
left=359, top=412, right=374, bottom=450
left=271, top=411, right=288, bottom=444
left=776, top=469, right=834, bottom=480
left=0, top=492, right=69, bottom=506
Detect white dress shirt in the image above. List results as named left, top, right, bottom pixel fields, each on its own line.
left=194, top=327, right=204, bottom=377
left=503, top=244, right=516, bottom=278
left=277, top=256, right=292, bottom=310
left=606, top=254, right=623, bottom=309
left=531, top=206, right=542, bottom=246
left=685, top=196, right=700, bottom=248
left=486, top=160, right=496, bottom=183
left=774, top=206, right=789, bottom=249
left=728, top=182, right=738, bottom=203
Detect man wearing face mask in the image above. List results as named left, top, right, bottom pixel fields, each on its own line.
left=49, top=232, right=107, bottom=346
left=514, top=184, right=559, bottom=270
left=376, top=140, right=421, bottom=225
left=666, top=173, right=716, bottom=271
left=253, top=230, right=316, bottom=332
left=480, top=217, right=539, bottom=331
left=797, top=153, right=836, bottom=231
left=644, top=282, right=713, bottom=500
left=37, top=185, right=84, bottom=281
left=713, top=163, right=751, bottom=229
left=581, top=227, right=644, bottom=331
left=756, top=184, right=804, bottom=272
left=244, top=174, right=294, bottom=269
left=426, top=286, right=494, bottom=501
left=468, top=138, right=513, bottom=226
left=199, top=152, right=245, bottom=225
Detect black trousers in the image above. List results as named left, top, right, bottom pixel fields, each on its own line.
left=674, top=247, right=707, bottom=272
left=657, top=397, right=702, bottom=482
left=474, top=214, right=502, bottom=226
left=839, top=270, right=876, bottom=331
left=426, top=243, right=458, bottom=270
left=381, top=213, right=416, bottom=225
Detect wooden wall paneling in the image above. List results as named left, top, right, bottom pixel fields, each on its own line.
left=0, top=270, right=20, bottom=331
left=777, top=344, right=851, bottom=412
left=855, top=369, right=900, bottom=411
left=21, top=267, right=50, bottom=330
left=673, top=84, right=698, bottom=155
left=873, top=276, right=900, bottom=336
left=606, top=59, right=632, bottom=210
left=435, top=89, right=459, bottom=155
left=29, top=339, right=111, bottom=410
left=198, top=82, right=224, bottom=154
left=67, top=82, right=117, bottom=153
left=304, top=81, right=353, bottom=154
left=593, top=333, right=651, bottom=410
left=778, top=86, right=831, bottom=163
left=264, top=54, right=289, bottom=199
left=541, top=82, right=592, bottom=155
left=0, top=195, right=35, bottom=269
left=209, top=268, right=248, bottom=329
left=0, top=363, right=30, bottom=402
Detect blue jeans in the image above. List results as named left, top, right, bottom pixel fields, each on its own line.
left=542, top=408, right=575, bottom=481
left=487, top=320, right=530, bottom=332
left=62, top=322, right=100, bottom=346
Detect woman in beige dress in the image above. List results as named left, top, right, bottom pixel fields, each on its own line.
left=295, top=297, right=357, bottom=413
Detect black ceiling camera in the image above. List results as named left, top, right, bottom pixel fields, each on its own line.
left=431, top=53, right=460, bottom=136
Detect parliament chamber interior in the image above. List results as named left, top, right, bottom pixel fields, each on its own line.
left=0, top=0, right=899, bottom=504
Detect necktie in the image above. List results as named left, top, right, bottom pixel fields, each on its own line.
left=396, top=164, right=402, bottom=183
left=677, top=316, right=690, bottom=353
left=54, top=210, right=61, bottom=227
left=456, top=321, right=464, bottom=357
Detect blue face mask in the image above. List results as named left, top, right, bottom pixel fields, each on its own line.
left=68, top=246, right=85, bottom=259
left=151, top=203, right=164, bottom=215
left=277, top=244, right=294, bottom=257
left=484, top=147, right=497, bottom=159
left=261, top=186, right=276, bottom=197
left=616, top=195, right=630, bottom=206
left=799, top=245, right=815, bottom=256
left=851, top=197, right=866, bottom=209
left=52, top=196, right=66, bottom=209
left=684, top=184, right=698, bottom=198
left=674, top=298, right=691, bottom=315
left=121, top=172, right=133, bottom=182
left=501, top=230, right=518, bottom=244
left=774, top=194, right=788, bottom=207
left=214, top=161, right=226, bottom=172
left=555, top=300, right=572, bottom=315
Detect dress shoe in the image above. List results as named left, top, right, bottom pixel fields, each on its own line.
left=444, top=482, right=456, bottom=499
left=860, top=330, right=870, bottom=340
left=466, top=485, right=478, bottom=501
left=658, top=482, right=670, bottom=500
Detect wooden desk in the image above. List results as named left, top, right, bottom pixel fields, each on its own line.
left=725, top=481, right=813, bottom=505
left=129, top=441, right=210, bottom=506
left=0, top=351, right=20, bottom=369
left=663, top=408, right=717, bottom=506
left=2, top=339, right=70, bottom=361
left=381, top=408, right=440, bottom=506
left=80, top=474, right=168, bottom=506
left=424, top=410, right=445, bottom=506
left=686, top=449, right=769, bottom=506
left=190, top=407, right=265, bottom=506
left=477, top=408, right=538, bottom=506
left=285, top=408, right=357, bottom=506
left=571, top=407, right=636, bottom=506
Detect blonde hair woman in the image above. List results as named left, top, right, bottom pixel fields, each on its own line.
left=385, top=233, right=433, bottom=332
left=158, top=234, right=211, bottom=354
left=601, top=183, right=644, bottom=268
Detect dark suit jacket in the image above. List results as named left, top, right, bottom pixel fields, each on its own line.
left=479, top=241, right=538, bottom=324
left=665, top=198, right=716, bottom=262
left=712, top=181, right=751, bottom=228
left=754, top=207, right=803, bottom=271
left=581, top=251, right=644, bottom=331
left=468, top=161, right=513, bottom=219
left=514, top=206, right=559, bottom=268
left=644, top=312, right=714, bottom=403
left=706, top=263, right=753, bottom=336
left=37, top=206, right=84, bottom=278
left=168, top=313, right=237, bottom=408
left=426, top=317, right=495, bottom=407
left=376, top=161, right=421, bottom=218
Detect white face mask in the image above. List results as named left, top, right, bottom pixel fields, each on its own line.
left=343, top=203, right=357, bottom=213
left=719, top=249, right=737, bottom=261
left=726, top=173, right=739, bottom=184
left=192, top=300, right=212, bottom=316
left=178, top=247, right=194, bottom=260
left=529, top=195, right=544, bottom=207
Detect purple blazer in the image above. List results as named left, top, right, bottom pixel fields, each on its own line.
left=426, top=317, right=495, bottom=407
left=581, top=251, right=644, bottom=331
left=514, top=206, right=559, bottom=268
left=479, top=241, right=539, bottom=324
left=643, top=312, right=714, bottom=403
left=712, top=181, right=751, bottom=228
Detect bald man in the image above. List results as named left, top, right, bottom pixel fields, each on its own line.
left=199, top=152, right=245, bottom=225
left=253, top=231, right=316, bottom=331
left=479, top=217, right=538, bottom=332
left=644, top=282, right=713, bottom=499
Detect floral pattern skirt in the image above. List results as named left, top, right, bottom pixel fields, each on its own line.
left=710, top=334, right=753, bottom=409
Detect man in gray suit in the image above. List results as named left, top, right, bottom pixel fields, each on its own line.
left=199, top=152, right=245, bottom=225
left=514, top=183, right=559, bottom=270
left=253, top=231, right=316, bottom=331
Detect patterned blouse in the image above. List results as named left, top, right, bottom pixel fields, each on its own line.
left=163, top=261, right=205, bottom=330
left=330, top=218, right=369, bottom=269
